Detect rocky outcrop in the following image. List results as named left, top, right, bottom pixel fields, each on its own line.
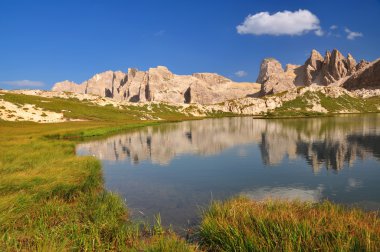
left=343, top=59, right=380, bottom=90
left=258, top=49, right=374, bottom=95
left=303, top=49, right=324, bottom=86
left=346, top=53, right=357, bottom=75
left=356, top=60, right=370, bottom=71
left=53, top=67, right=261, bottom=105
left=257, top=59, right=298, bottom=95
left=52, top=80, right=86, bottom=93
left=318, top=49, right=349, bottom=85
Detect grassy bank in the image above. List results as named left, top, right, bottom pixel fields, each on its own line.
left=0, top=120, right=201, bottom=251
left=199, top=197, right=380, bottom=251
left=0, top=92, right=201, bottom=250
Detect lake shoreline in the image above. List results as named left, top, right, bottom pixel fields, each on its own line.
left=1, top=105, right=379, bottom=250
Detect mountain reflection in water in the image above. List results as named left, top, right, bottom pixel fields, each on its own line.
left=76, top=115, right=380, bottom=231
left=77, top=115, right=380, bottom=172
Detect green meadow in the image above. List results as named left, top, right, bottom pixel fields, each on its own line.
left=0, top=92, right=379, bottom=251
left=267, top=91, right=380, bottom=117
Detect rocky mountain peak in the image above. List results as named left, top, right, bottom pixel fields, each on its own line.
left=257, top=58, right=298, bottom=95
left=303, top=49, right=324, bottom=86
left=307, top=50, right=324, bottom=68
left=356, top=59, right=370, bottom=71
left=148, top=66, right=174, bottom=81
left=324, top=48, right=349, bottom=82
left=192, top=73, right=231, bottom=84
left=256, top=58, right=283, bottom=84
left=331, top=49, right=345, bottom=61
left=346, top=53, right=357, bottom=74
left=257, top=48, right=377, bottom=95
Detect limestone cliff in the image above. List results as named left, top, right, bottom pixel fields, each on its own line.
left=343, top=59, right=380, bottom=90
left=256, top=58, right=300, bottom=95
left=53, top=66, right=261, bottom=105
left=257, top=49, right=376, bottom=95
left=53, top=49, right=379, bottom=100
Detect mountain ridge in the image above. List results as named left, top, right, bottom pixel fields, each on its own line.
left=52, top=66, right=261, bottom=105
left=257, top=49, right=377, bottom=95
left=52, top=49, right=380, bottom=105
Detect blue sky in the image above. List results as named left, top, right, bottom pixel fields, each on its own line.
left=0, top=0, right=379, bottom=89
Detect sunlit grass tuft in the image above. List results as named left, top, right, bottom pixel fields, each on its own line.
left=199, top=197, right=380, bottom=251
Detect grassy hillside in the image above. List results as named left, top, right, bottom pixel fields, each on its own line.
left=0, top=92, right=197, bottom=122
left=267, top=91, right=380, bottom=117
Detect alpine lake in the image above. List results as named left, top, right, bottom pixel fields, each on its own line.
left=77, top=114, right=380, bottom=233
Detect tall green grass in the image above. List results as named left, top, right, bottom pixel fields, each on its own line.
left=199, top=197, right=380, bottom=251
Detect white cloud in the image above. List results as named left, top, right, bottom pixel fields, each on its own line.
left=236, top=9, right=322, bottom=36
left=314, top=29, right=324, bottom=36
left=327, top=25, right=341, bottom=37
left=235, top=70, right=248, bottom=77
left=0, top=80, right=45, bottom=87
left=344, top=28, right=363, bottom=40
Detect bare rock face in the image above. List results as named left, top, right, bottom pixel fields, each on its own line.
left=356, top=60, right=370, bottom=71
left=303, top=49, right=324, bottom=86
left=147, top=66, right=189, bottom=103
left=52, top=67, right=261, bottom=105
left=52, top=80, right=86, bottom=93
left=192, top=73, right=230, bottom=84
left=299, top=49, right=356, bottom=86
left=256, top=58, right=283, bottom=84
left=83, top=71, right=127, bottom=99
left=257, top=59, right=297, bottom=95
left=346, top=53, right=357, bottom=75
left=343, top=59, right=380, bottom=90
left=319, top=49, right=350, bottom=85
left=257, top=49, right=376, bottom=95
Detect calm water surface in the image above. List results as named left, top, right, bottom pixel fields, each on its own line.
left=77, top=115, right=380, bottom=231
